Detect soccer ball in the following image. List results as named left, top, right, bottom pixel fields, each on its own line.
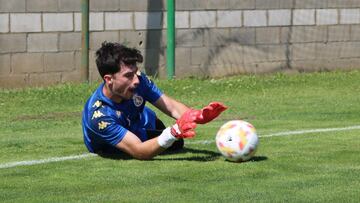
left=216, top=120, right=259, bottom=162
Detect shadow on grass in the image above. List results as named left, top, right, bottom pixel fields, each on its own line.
left=97, top=148, right=268, bottom=163
left=155, top=147, right=221, bottom=162
left=224, top=156, right=268, bottom=164
left=97, top=147, right=221, bottom=162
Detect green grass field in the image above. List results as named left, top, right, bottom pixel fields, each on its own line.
left=1, top=71, right=360, bottom=202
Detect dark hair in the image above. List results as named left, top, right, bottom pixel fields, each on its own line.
left=95, top=41, right=143, bottom=78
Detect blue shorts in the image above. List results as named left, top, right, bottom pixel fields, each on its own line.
left=129, top=106, right=158, bottom=142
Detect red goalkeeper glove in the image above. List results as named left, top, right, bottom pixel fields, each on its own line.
left=195, top=102, right=227, bottom=124
left=171, top=109, right=201, bottom=138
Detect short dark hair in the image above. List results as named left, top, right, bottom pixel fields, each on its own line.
left=95, top=41, right=143, bottom=78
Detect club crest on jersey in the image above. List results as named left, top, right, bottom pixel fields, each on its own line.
left=133, top=94, right=143, bottom=107
left=116, top=111, right=121, bottom=117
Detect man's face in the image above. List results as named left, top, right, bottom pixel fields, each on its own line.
left=106, top=63, right=139, bottom=101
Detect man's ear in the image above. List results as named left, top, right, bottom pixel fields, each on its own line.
left=104, top=75, right=112, bottom=85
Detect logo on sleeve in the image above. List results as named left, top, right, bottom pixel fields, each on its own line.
left=133, top=94, right=143, bottom=107
left=98, top=121, right=110, bottom=130
left=92, top=110, right=104, bottom=120
left=92, top=100, right=102, bottom=108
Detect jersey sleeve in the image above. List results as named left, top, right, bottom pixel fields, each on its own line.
left=88, top=110, right=128, bottom=147
left=139, top=72, right=163, bottom=103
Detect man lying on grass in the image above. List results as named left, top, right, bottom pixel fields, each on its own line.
left=82, top=42, right=227, bottom=160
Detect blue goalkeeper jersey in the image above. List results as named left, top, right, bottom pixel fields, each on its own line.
left=82, top=72, right=163, bottom=153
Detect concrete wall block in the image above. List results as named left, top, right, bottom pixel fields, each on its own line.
left=290, top=26, right=327, bottom=43
left=90, top=0, right=119, bottom=11
left=316, top=42, right=342, bottom=59
left=204, top=29, right=230, bottom=47
left=44, top=52, right=75, bottom=72
left=328, top=25, right=350, bottom=42
left=291, top=60, right=342, bottom=72
left=207, top=0, right=228, bottom=9
left=268, top=45, right=287, bottom=61
left=59, top=0, right=81, bottom=12
left=89, top=70, right=102, bottom=82
left=0, top=34, right=26, bottom=53
left=141, top=49, right=166, bottom=74
left=280, top=27, right=291, bottom=43
left=74, top=12, right=104, bottom=31
left=10, top=13, right=41, bottom=32
left=29, top=73, right=61, bottom=86
left=70, top=51, right=88, bottom=81
left=135, top=12, right=163, bottom=30
left=89, top=12, right=105, bottom=31
left=217, top=11, right=242, bottom=28
left=0, top=14, right=9, bottom=33
left=74, top=13, right=81, bottom=31
left=190, top=11, right=216, bottom=28
left=228, top=0, right=255, bottom=9
left=119, top=0, right=165, bottom=11
left=90, top=31, right=119, bottom=50
left=229, top=28, right=255, bottom=45
left=269, top=10, right=291, bottom=26
left=350, top=25, right=360, bottom=41
left=176, top=29, right=204, bottom=47
left=340, top=9, right=360, bottom=24
left=243, top=45, right=269, bottom=63
left=28, top=33, right=58, bottom=52
left=204, top=64, right=252, bottom=77
left=174, top=47, right=191, bottom=66
left=27, top=0, right=58, bottom=12
left=120, top=30, right=166, bottom=49
left=120, top=30, right=146, bottom=49
left=340, top=42, right=360, bottom=58
left=256, top=27, right=281, bottom=44
left=244, top=10, right=267, bottom=27
left=191, top=47, right=209, bottom=65
left=43, top=13, right=73, bottom=32
left=328, top=0, right=360, bottom=8
left=291, top=43, right=317, bottom=60
left=163, top=11, right=189, bottom=29
left=0, top=54, right=10, bottom=75
left=212, top=44, right=243, bottom=66
left=59, top=32, right=81, bottom=51
left=321, top=59, right=360, bottom=71
left=176, top=0, right=207, bottom=11
left=0, top=74, right=28, bottom=88
left=256, top=0, right=282, bottom=9
left=175, top=64, right=203, bottom=78
left=247, top=62, right=287, bottom=74
left=293, top=9, right=315, bottom=25
left=278, top=0, right=295, bottom=9
left=61, top=69, right=86, bottom=83
left=294, top=0, right=328, bottom=9
left=105, top=12, right=133, bottom=30
left=0, top=0, right=25, bottom=12
left=12, top=53, right=43, bottom=73
left=316, top=9, right=338, bottom=25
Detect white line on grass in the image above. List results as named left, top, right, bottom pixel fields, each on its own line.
left=1, top=125, right=360, bottom=169
left=0, top=153, right=97, bottom=169
left=186, top=125, right=360, bottom=145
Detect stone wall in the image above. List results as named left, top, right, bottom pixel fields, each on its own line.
left=1, top=0, right=360, bottom=88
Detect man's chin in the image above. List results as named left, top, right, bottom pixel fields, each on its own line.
left=125, top=92, right=135, bottom=100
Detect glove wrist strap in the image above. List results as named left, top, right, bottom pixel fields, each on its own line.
left=157, top=127, right=178, bottom=148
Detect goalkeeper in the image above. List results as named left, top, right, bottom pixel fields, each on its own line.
left=82, top=42, right=227, bottom=160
